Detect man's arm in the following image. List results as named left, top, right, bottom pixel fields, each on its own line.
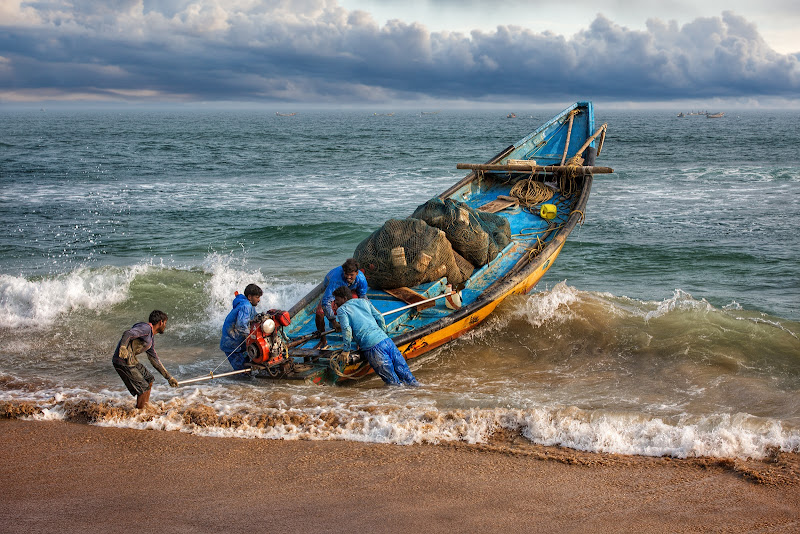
left=233, top=305, right=253, bottom=336
left=321, top=284, right=337, bottom=320
left=355, top=274, right=368, bottom=299
left=145, top=347, right=171, bottom=379
left=337, top=307, right=353, bottom=351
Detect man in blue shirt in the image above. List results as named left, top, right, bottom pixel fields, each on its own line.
left=112, top=310, right=178, bottom=409
left=333, top=286, right=419, bottom=386
left=315, top=258, right=368, bottom=349
left=220, top=283, right=263, bottom=370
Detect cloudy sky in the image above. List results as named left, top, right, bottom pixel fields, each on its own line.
left=1, top=0, right=799, bottom=107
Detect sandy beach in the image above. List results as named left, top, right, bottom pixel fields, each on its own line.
left=0, top=419, right=798, bottom=533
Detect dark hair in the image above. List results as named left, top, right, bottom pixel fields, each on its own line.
left=332, top=286, right=352, bottom=301
left=149, top=310, right=168, bottom=324
left=244, top=283, right=263, bottom=297
left=342, top=258, right=359, bottom=274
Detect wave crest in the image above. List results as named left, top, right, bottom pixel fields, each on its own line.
left=0, top=265, right=147, bottom=328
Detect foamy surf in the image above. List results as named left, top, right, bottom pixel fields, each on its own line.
left=2, top=388, right=798, bottom=460
left=2, top=276, right=799, bottom=462
left=0, top=266, right=146, bottom=328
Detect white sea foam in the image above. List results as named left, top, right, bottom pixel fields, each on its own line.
left=643, top=289, right=715, bottom=322
left=9, top=384, right=798, bottom=460
left=512, top=280, right=581, bottom=327
left=0, top=265, right=149, bottom=328
left=199, top=252, right=315, bottom=331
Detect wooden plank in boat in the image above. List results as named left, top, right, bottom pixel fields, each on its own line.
left=478, top=194, right=518, bottom=213
left=385, top=287, right=435, bottom=311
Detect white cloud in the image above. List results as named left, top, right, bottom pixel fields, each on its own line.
left=0, top=1, right=798, bottom=104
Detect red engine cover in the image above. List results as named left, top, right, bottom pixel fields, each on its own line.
left=247, top=325, right=270, bottom=364
left=269, top=310, right=291, bottom=327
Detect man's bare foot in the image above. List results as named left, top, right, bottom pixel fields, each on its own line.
left=314, top=336, right=327, bottom=350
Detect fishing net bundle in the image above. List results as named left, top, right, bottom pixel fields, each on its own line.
left=411, top=198, right=511, bottom=267
left=353, top=218, right=473, bottom=290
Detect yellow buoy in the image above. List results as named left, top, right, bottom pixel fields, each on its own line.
left=540, top=204, right=557, bottom=220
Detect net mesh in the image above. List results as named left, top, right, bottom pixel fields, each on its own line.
left=354, top=218, right=473, bottom=290
left=411, top=198, right=511, bottom=267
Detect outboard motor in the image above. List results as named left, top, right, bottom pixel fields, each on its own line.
left=246, top=309, right=292, bottom=377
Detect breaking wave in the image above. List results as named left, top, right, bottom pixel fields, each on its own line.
left=0, top=265, right=146, bottom=328
left=1, top=388, right=798, bottom=461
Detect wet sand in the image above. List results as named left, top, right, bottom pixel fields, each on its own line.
left=1, top=419, right=799, bottom=533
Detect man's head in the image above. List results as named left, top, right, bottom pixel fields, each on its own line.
left=244, top=283, right=263, bottom=307
left=332, top=285, right=352, bottom=308
left=149, top=310, right=168, bottom=334
left=342, top=258, right=360, bottom=285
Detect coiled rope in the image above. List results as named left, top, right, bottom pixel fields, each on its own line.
left=509, top=177, right=553, bottom=206
left=329, top=352, right=367, bottom=379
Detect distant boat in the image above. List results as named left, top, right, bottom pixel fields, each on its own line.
left=507, top=113, right=517, bottom=118
left=276, top=112, right=297, bottom=117
left=706, top=112, right=725, bottom=118
left=677, top=112, right=685, bottom=117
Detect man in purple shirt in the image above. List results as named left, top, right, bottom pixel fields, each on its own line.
left=112, top=310, right=178, bottom=409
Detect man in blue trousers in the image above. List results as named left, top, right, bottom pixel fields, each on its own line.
left=332, top=286, right=419, bottom=386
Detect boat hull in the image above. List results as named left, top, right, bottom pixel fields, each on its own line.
left=266, top=102, right=605, bottom=384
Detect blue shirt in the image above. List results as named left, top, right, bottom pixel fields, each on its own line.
left=220, top=294, right=257, bottom=353
left=321, top=266, right=368, bottom=319
left=336, top=298, right=388, bottom=351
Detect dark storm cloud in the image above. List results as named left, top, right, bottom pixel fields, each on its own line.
left=0, top=2, right=797, bottom=103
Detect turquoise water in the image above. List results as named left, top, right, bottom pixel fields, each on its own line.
left=1, top=108, right=798, bottom=458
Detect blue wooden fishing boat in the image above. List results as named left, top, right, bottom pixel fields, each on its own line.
left=248, top=102, right=611, bottom=385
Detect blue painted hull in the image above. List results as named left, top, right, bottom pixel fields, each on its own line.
left=258, top=102, right=608, bottom=384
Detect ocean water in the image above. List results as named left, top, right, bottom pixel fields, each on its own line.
left=1, top=107, right=798, bottom=459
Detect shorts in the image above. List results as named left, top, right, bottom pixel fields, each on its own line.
left=114, top=360, right=154, bottom=397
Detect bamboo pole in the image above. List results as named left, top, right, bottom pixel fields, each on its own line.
left=597, top=128, right=606, bottom=156
left=176, top=368, right=253, bottom=385
left=456, top=163, right=614, bottom=173
left=572, top=123, right=608, bottom=160
left=560, top=112, right=576, bottom=166
left=380, top=291, right=457, bottom=316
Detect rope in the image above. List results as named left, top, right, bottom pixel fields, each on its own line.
left=570, top=209, right=586, bottom=226
left=509, top=177, right=553, bottom=206
left=513, top=223, right=563, bottom=240
left=329, top=352, right=367, bottom=379
left=210, top=335, right=250, bottom=374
